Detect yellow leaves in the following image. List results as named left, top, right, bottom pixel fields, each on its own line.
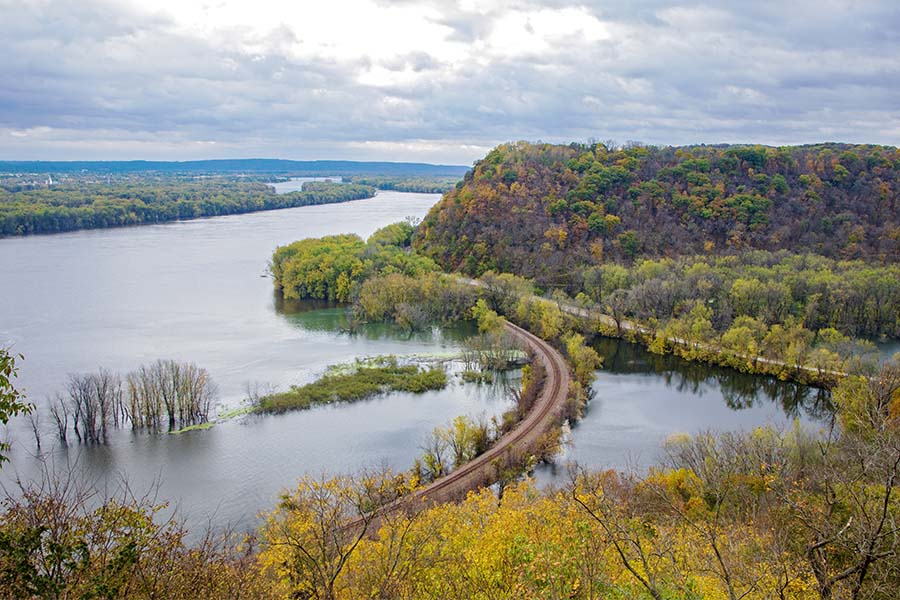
left=256, top=462, right=841, bottom=600
left=589, top=239, right=604, bottom=262
left=543, top=226, right=568, bottom=249
left=334, top=271, right=352, bottom=303
left=889, top=389, right=900, bottom=423
left=604, top=213, right=621, bottom=230
left=646, top=467, right=703, bottom=506
left=562, top=332, right=602, bottom=387
left=470, top=298, right=504, bottom=333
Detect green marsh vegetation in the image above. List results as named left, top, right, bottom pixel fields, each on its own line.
left=253, top=357, right=448, bottom=415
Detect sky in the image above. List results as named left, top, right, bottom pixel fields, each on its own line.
left=2, top=0, right=899, bottom=165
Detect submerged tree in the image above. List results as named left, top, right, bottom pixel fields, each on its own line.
left=67, top=369, right=122, bottom=444
left=51, top=360, right=217, bottom=444
left=124, top=360, right=216, bottom=432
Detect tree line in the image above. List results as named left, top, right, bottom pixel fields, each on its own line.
left=0, top=179, right=374, bottom=236
left=344, top=175, right=460, bottom=193
left=271, top=220, right=889, bottom=388
left=579, top=251, right=900, bottom=339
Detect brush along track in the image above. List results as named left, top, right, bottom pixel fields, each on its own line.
left=350, top=320, right=570, bottom=528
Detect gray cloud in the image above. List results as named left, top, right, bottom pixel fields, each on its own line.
left=1, top=0, right=898, bottom=163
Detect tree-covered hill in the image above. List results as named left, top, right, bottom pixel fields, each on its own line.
left=415, top=141, right=900, bottom=287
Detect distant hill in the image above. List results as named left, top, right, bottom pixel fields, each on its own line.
left=415, top=141, right=900, bottom=285
left=0, top=158, right=469, bottom=177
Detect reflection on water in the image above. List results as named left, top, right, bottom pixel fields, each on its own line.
left=873, top=338, right=900, bottom=363
left=596, top=338, right=833, bottom=421
left=534, top=337, right=832, bottom=483
left=275, top=294, right=478, bottom=344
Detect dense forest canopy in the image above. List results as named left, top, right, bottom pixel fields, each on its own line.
left=582, top=252, right=900, bottom=339
left=0, top=179, right=374, bottom=236
left=270, top=222, right=439, bottom=304
left=416, top=141, right=900, bottom=287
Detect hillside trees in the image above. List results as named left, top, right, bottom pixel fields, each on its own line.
left=416, top=141, right=900, bottom=290
left=0, top=474, right=273, bottom=599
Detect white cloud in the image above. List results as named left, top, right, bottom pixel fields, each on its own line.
left=1, top=0, right=898, bottom=163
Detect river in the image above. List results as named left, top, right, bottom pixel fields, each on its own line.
left=1, top=189, right=827, bottom=534
left=1, top=191, right=518, bottom=533
left=534, top=337, right=831, bottom=485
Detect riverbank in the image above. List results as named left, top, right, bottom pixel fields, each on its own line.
left=0, top=180, right=375, bottom=237
left=456, top=275, right=871, bottom=389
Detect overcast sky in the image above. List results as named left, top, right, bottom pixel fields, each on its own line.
left=2, top=0, right=899, bottom=164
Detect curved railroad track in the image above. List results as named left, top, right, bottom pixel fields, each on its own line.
left=357, top=320, right=570, bottom=525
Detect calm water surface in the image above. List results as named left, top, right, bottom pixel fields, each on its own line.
left=534, top=337, right=831, bottom=485
left=2, top=192, right=520, bottom=532
left=875, top=338, right=900, bottom=362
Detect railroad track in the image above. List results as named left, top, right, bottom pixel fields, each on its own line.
left=348, top=320, right=570, bottom=527
left=408, top=320, right=569, bottom=503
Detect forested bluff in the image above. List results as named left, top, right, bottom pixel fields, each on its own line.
left=417, top=142, right=900, bottom=275
left=415, top=141, right=900, bottom=377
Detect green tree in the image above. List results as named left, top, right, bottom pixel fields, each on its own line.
left=1, top=349, right=31, bottom=466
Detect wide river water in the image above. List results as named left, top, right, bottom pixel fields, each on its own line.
left=1, top=189, right=828, bottom=534
left=1, top=191, right=523, bottom=532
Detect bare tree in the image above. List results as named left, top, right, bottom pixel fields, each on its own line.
left=49, top=392, right=68, bottom=443
left=125, top=360, right=217, bottom=432
left=27, top=410, right=41, bottom=450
